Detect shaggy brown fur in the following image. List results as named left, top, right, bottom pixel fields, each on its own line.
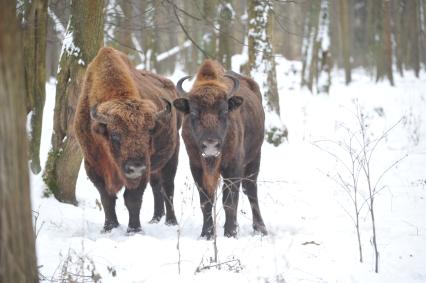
left=173, top=59, right=267, bottom=238
left=75, top=47, right=181, bottom=232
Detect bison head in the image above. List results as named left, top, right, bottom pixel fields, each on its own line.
left=90, top=98, right=171, bottom=188
left=173, top=75, right=242, bottom=159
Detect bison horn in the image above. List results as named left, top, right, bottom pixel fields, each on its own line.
left=90, top=104, right=110, bottom=124
left=155, top=98, right=172, bottom=119
left=176, top=75, right=192, bottom=97
left=224, top=74, right=240, bottom=98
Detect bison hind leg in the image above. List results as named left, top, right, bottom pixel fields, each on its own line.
left=102, top=220, right=119, bottom=233
left=126, top=226, right=143, bottom=234
left=242, top=154, right=268, bottom=236
left=158, top=145, right=180, bottom=226
left=149, top=175, right=165, bottom=224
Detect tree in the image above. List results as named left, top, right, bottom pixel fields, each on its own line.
left=21, top=0, right=48, bottom=174
left=338, top=0, right=352, bottom=84
left=43, top=0, right=105, bottom=204
left=381, top=0, right=394, bottom=85
left=248, top=0, right=287, bottom=145
left=142, top=0, right=160, bottom=71
left=217, top=0, right=234, bottom=69
left=201, top=0, right=218, bottom=59
left=0, top=0, right=39, bottom=281
left=301, top=0, right=332, bottom=94
left=406, top=0, right=420, bottom=77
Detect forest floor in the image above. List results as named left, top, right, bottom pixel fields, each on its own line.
left=31, top=59, right=426, bottom=283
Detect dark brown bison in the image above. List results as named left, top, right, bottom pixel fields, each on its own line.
left=75, top=47, right=181, bottom=233
left=173, top=60, right=267, bottom=238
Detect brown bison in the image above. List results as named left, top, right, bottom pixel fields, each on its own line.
left=75, top=47, right=181, bottom=233
left=173, top=60, right=267, bottom=238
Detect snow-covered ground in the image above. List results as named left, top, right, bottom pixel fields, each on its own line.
left=31, top=60, right=426, bottom=283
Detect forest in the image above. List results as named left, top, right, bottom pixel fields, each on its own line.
left=1, top=0, right=425, bottom=282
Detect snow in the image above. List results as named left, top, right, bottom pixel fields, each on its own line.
left=59, top=20, right=81, bottom=63
left=48, top=7, right=65, bottom=40
left=30, top=58, right=426, bottom=282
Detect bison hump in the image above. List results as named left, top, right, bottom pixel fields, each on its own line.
left=196, top=59, right=225, bottom=81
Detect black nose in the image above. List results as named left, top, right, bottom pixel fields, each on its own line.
left=202, top=139, right=220, bottom=150
left=124, top=159, right=145, bottom=175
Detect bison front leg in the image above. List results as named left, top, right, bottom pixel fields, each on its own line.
left=85, top=162, right=119, bottom=232
left=124, top=183, right=146, bottom=233
left=199, top=189, right=214, bottom=239
left=190, top=163, right=214, bottom=239
left=222, top=177, right=241, bottom=238
left=100, top=193, right=119, bottom=232
left=242, top=153, right=267, bottom=235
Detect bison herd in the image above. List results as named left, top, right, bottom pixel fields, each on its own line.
left=75, top=47, right=267, bottom=239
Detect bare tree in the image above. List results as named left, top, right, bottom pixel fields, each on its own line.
left=248, top=0, right=287, bottom=145
left=248, top=0, right=279, bottom=114
left=43, top=0, right=105, bottom=204
left=315, top=104, right=406, bottom=273
left=21, top=0, right=48, bottom=174
left=0, top=0, right=38, bottom=281
left=217, top=0, right=234, bottom=69
left=338, top=0, right=352, bottom=84
left=382, top=0, right=394, bottom=85
left=301, top=0, right=332, bottom=94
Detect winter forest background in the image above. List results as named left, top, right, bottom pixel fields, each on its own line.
left=1, top=0, right=426, bottom=282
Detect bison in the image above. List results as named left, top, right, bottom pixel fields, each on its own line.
left=173, top=60, right=267, bottom=238
left=75, top=47, right=181, bottom=233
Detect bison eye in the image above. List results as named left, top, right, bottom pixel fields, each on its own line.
left=219, top=109, right=228, bottom=116
left=110, top=132, right=121, bottom=143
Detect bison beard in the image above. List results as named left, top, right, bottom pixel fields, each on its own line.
left=75, top=47, right=181, bottom=233
left=174, top=59, right=268, bottom=239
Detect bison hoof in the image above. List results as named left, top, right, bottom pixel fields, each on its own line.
left=102, top=222, right=119, bottom=233
left=200, top=230, right=214, bottom=240
left=253, top=223, right=268, bottom=236
left=165, top=217, right=178, bottom=226
left=127, top=226, right=143, bottom=234
left=149, top=216, right=162, bottom=224
left=224, top=229, right=238, bottom=238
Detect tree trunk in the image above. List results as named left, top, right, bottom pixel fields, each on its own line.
left=22, top=0, right=48, bottom=174
left=0, top=0, right=39, bottom=282
left=113, top=0, right=136, bottom=62
left=218, top=0, right=234, bottom=70
left=248, top=0, right=287, bottom=145
left=338, top=0, right=351, bottom=84
left=202, top=0, right=217, bottom=59
left=382, top=0, right=394, bottom=85
left=301, top=0, right=331, bottom=94
left=43, top=0, right=104, bottom=204
left=143, top=1, right=159, bottom=71
left=407, top=0, right=420, bottom=77
left=394, top=0, right=406, bottom=76
left=301, top=1, right=319, bottom=92
left=248, top=0, right=280, bottom=113
left=264, top=3, right=280, bottom=114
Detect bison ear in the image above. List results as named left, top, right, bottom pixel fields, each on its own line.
left=228, top=96, right=243, bottom=111
left=173, top=98, right=190, bottom=114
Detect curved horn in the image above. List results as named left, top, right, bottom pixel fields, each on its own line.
left=176, top=75, right=192, bottom=97
left=90, top=104, right=110, bottom=124
left=155, top=98, right=172, bottom=119
left=224, top=74, right=240, bottom=98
